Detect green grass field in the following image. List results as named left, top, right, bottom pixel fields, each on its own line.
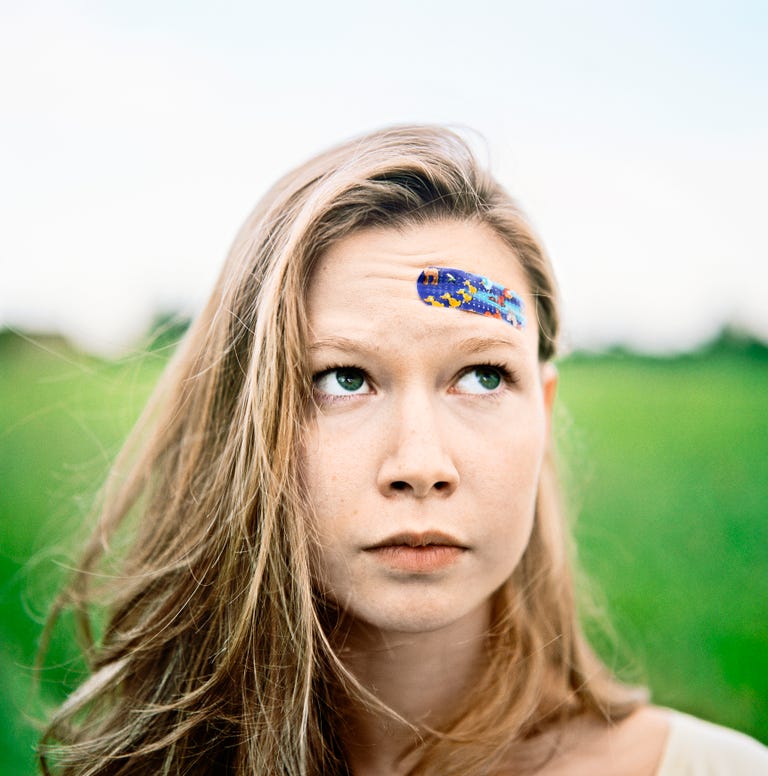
left=1, top=331, right=766, bottom=774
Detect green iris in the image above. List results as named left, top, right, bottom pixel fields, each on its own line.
left=475, top=368, right=501, bottom=391
left=335, top=369, right=365, bottom=392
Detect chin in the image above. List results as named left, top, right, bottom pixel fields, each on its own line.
left=336, top=591, right=493, bottom=638
left=362, top=610, right=462, bottom=635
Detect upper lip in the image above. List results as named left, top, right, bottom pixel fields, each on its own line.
left=365, top=531, right=467, bottom=550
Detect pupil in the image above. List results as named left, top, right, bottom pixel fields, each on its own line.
left=337, top=369, right=364, bottom=391
left=477, top=369, right=501, bottom=390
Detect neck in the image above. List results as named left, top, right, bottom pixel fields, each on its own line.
left=333, top=602, right=490, bottom=776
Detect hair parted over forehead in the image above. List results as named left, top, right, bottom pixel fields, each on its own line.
left=39, top=126, right=641, bottom=776
left=232, top=125, right=559, bottom=367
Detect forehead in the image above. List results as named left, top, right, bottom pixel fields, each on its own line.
left=313, top=219, right=526, bottom=287
left=308, top=220, right=537, bottom=351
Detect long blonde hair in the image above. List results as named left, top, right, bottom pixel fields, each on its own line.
left=39, top=125, right=644, bottom=775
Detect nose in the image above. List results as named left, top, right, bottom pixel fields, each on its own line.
left=376, top=391, right=460, bottom=498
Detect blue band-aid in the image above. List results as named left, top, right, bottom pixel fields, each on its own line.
left=416, top=266, right=525, bottom=329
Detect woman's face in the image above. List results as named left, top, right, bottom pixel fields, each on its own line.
left=303, top=219, right=556, bottom=635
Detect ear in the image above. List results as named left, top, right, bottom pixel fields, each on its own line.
left=539, top=362, right=558, bottom=435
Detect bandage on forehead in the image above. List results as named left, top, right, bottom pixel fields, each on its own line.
left=416, top=266, right=525, bottom=329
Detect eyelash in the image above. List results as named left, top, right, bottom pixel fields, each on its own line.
left=311, top=361, right=519, bottom=400
left=457, top=362, right=519, bottom=389
left=312, top=364, right=371, bottom=402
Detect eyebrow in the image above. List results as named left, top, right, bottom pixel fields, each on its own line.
left=309, top=336, right=376, bottom=354
left=449, top=335, right=522, bottom=354
left=309, top=334, right=521, bottom=355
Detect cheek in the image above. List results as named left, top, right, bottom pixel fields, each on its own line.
left=469, top=400, right=547, bottom=485
left=465, top=405, right=547, bottom=544
left=301, top=423, right=364, bottom=541
left=301, top=433, right=345, bottom=593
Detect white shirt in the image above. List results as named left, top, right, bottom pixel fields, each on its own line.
left=656, top=711, right=768, bottom=775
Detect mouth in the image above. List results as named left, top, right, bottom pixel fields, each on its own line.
left=365, top=531, right=467, bottom=550
left=364, top=532, right=467, bottom=573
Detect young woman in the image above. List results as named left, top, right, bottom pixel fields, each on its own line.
left=40, top=126, right=767, bottom=774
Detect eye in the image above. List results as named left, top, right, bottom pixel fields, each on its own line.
left=313, top=367, right=372, bottom=397
left=454, top=365, right=506, bottom=394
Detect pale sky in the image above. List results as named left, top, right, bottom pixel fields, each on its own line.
left=1, top=0, right=766, bottom=354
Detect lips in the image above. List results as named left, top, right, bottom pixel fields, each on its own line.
left=364, top=532, right=467, bottom=572
left=365, top=531, right=467, bottom=550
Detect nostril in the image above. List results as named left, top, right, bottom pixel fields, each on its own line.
left=389, top=480, right=452, bottom=493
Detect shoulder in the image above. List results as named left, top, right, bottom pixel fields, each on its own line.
left=655, top=708, right=768, bottom=776
left=502, top=706, right=767, bottom=776
left=510, top=706, right=669, bottom=776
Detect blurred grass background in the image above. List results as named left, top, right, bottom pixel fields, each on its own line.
left=1, top=328, right=766, bottom=774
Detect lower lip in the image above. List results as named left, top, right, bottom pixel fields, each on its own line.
left=367, top=545, right=464, bottom=572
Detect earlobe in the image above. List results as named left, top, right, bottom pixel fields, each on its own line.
left=540, top=362, right=558, bottom=432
